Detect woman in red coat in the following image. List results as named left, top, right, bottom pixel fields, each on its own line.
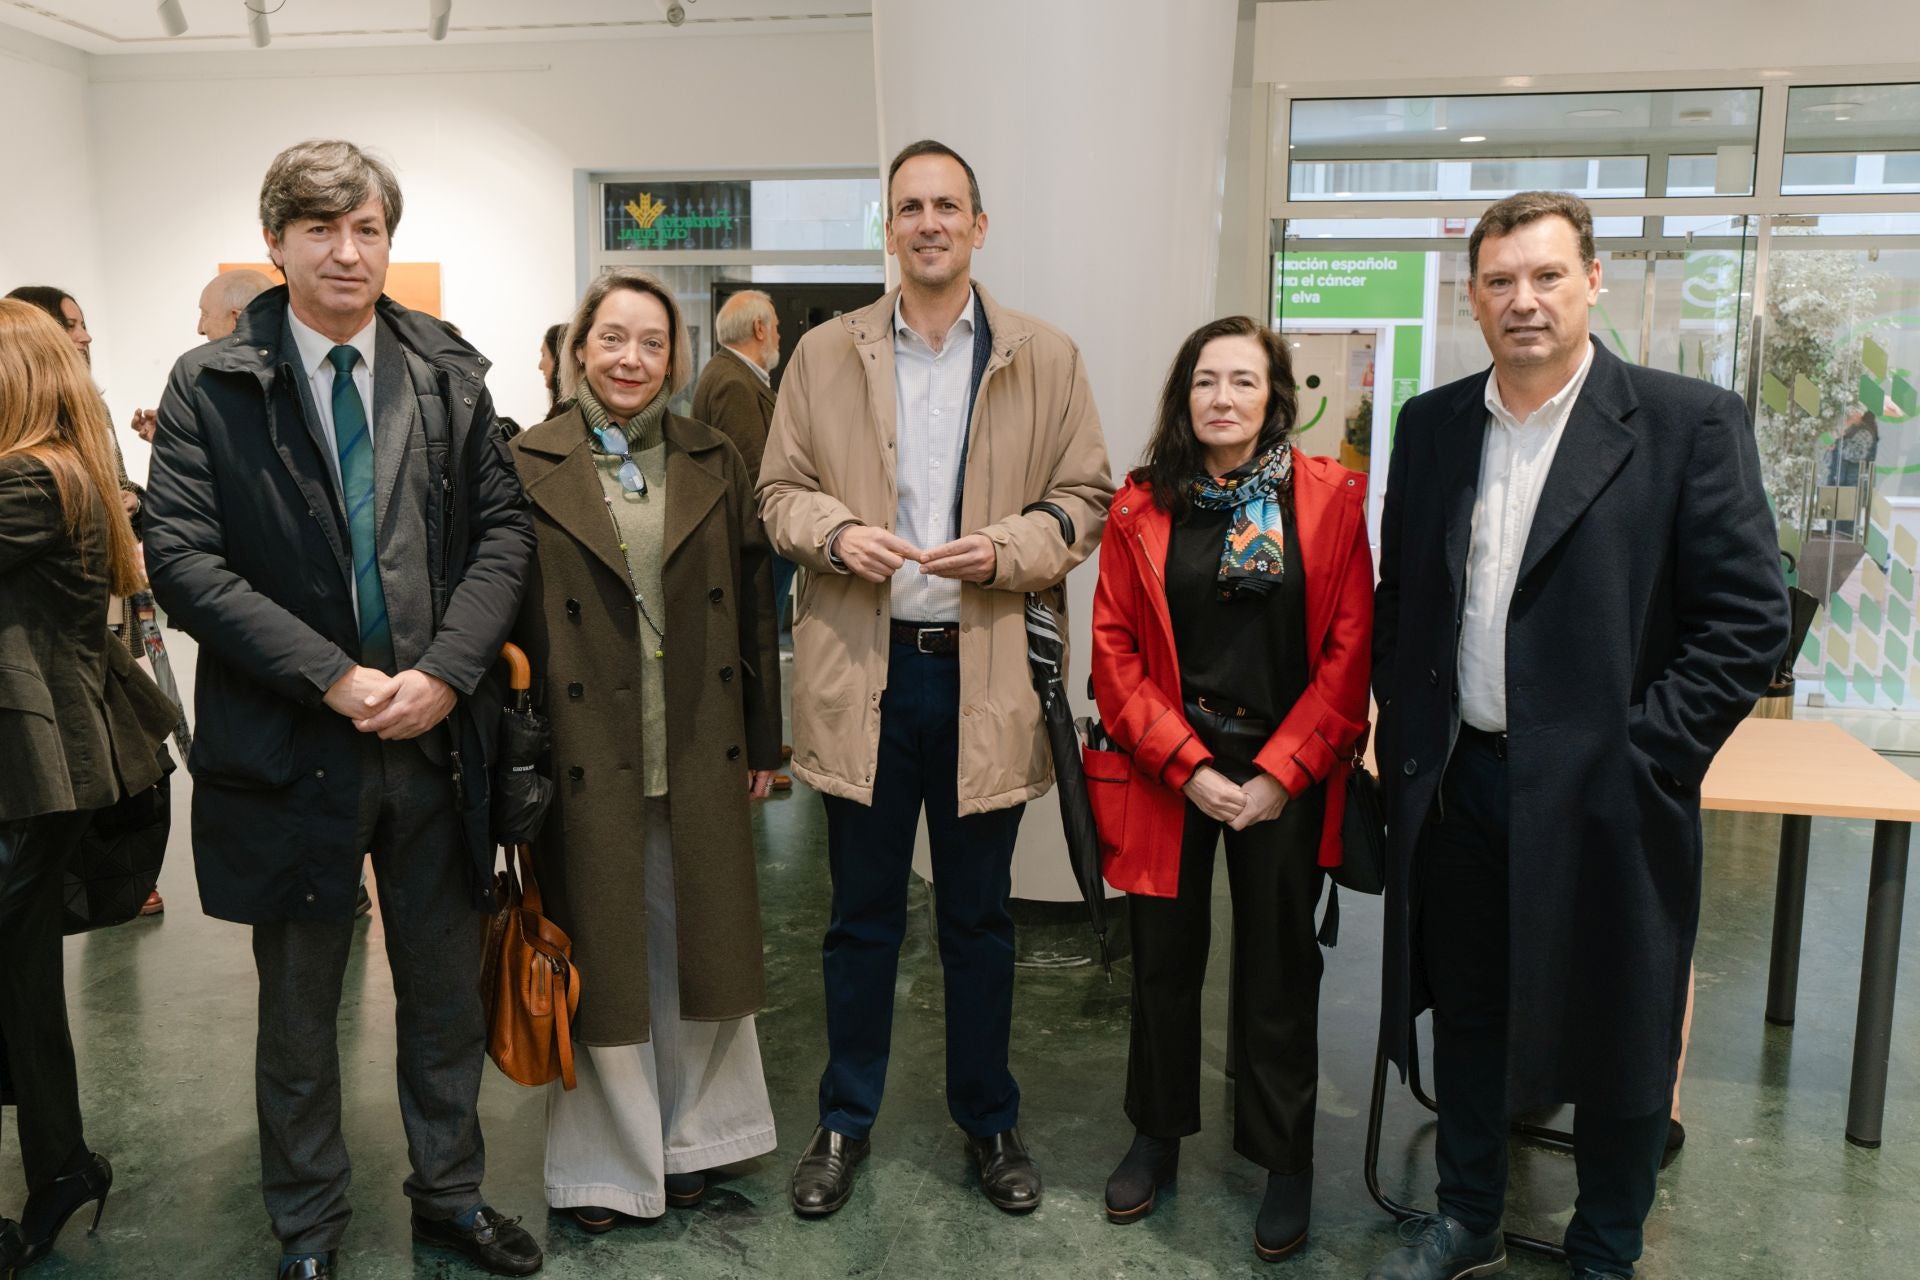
left=1089, top=316, right=1372, bottom=1261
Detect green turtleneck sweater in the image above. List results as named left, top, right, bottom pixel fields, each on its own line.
left=579, top=383, right=670, bottom=798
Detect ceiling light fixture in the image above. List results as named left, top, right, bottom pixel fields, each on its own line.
left=428, top=0, right=451, bottom=40
left=1567, top=107, right=1623, bottom=120
left=157, top=0, right=188, bottom=36
left=246, top=2, right=271, bottom=47
left=659, top=0, right=686, bottom=25
left=1459, top=135, right=1487, bottom=143
left=1803, top=101, right=1862, bottom=115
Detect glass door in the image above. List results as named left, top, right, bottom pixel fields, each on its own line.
left=1752, top=220, right=1920, bottom=709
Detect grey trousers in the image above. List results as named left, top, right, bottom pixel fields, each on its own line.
left=252, top=737, right=487, bottom=1254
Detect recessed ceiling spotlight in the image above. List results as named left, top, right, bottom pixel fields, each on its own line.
left=157, top=0, right=187, bottom=36
left=1459, top=135, right=1487, bottom=143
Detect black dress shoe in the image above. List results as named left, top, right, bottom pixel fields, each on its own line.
left=1253, top=1165, right=1312, bottom=1261
left=277, top=1254, right=335, bottom=1280
left=1365, top=1213, right=1507, bottom=1279
left=1104, top=1132, right=1179, bottom=1223
left=791, top=1125, right=869, bottom=1217
left=412, top=1206, right=543, bottom=1276
left=1, top=1219, right=27, bottom=1280
left=965, top=1127, right=1041, bottom=1214
left=665, top=1172, right=706, bottom=1208
left=20, top=1151, right=112, bottom=1264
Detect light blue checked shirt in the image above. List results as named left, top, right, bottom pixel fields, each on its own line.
left=889, top=291, right=977, bottom=624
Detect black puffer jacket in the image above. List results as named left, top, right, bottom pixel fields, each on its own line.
left=144, top=287, right=532, bottom=923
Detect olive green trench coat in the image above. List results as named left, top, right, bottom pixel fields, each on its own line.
left=509, top=406, right=781, bottom=1046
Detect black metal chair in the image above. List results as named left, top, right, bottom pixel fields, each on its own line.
left=1361, top=1014, right=1570, bottom=1262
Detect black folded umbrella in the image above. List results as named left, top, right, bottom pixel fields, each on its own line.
left=493, top=644, right=555, bottom=848
left=1025, top=592, right=1111, bottom=978
left=1764, top=587, right=1822, bottom=697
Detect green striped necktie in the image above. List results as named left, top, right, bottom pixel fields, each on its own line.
left=327, top=344, right=394, bottom=672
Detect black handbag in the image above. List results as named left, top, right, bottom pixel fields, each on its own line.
left=62, top=746, right=174, bottom=935
left=1334, top=728, right=1386, bottom=896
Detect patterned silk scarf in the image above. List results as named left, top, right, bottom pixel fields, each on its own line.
left=1188, top=443, right=1293, bottom=599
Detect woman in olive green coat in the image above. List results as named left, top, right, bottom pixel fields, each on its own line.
left=509, top=269, right=782, bottom=1229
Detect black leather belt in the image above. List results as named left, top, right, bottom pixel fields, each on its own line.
left=890, top=620, right=960, bottom=654
left=1458, top=724, right=1508, bottom=759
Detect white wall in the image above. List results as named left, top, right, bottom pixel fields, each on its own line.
left=1255, top=0, right=1920, bottom=89
left=80, top=31, right=876, bottom=479
left=0, top=25, right=102, bottom=347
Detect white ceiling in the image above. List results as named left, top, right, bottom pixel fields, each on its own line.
left=0, top=0, right=871, bottom=54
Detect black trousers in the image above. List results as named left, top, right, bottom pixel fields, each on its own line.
left=1422, top=727, right=1671, bottom=1276
left=0, top=809, right=96, bottom=1195
left=252, top=738, right=487, bottom=1254
left=1124, top=709, right=1325, bottom=1174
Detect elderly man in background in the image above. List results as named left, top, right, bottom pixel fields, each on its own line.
left=693, top=288, right=793, bottom=782
left=129, top=270, right=275, bottom=445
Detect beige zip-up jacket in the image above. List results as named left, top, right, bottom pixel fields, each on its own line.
left=757, top=283, right=1113, bottom=814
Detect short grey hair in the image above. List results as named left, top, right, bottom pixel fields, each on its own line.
left=259, top=139, right=404, bottom=239
left=714, top=290, right=775, bottom=346
left=561, top=269, right=693, bottom=402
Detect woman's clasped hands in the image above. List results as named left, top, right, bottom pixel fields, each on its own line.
left=1181, top=764, right=1290, bottom=831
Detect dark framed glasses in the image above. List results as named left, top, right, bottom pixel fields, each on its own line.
left=592, top=425, right=647, bottom=495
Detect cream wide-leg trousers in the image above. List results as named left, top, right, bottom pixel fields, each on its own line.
left=544, top=801, right=776, bottom=1218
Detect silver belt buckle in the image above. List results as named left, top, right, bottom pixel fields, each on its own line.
left=917, top=626, right=943, bottom=653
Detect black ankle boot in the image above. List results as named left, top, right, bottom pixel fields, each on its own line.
left=1104, top=1132, right=1179, bottom=1223
left=1254, top=1164, right=1312, bottom=1261
left=20, top=1151, right=112, bottom=1266
left=2, top=1218, right=27, bottom=1280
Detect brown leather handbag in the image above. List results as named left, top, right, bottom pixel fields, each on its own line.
left=481, top=843, right=582, bottom=1090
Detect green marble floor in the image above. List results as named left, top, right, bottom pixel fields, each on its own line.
left=7, top=654, right=1918, bottom=1277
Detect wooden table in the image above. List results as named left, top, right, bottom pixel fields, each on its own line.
left=1701, top=717, right=1920, bottom=1147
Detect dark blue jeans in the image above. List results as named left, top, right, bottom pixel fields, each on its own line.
left=817, top=642, right=1025, bottom=1141
left=1422, top=728, right=1670, bottom=1276
left=771, top=553, right=797, bottom=634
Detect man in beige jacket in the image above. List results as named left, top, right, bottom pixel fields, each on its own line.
left=758, top=139, right=1112, bottom=1219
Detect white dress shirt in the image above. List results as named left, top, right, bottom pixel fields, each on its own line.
left=286, top=307, right=377, bottom=613
left=889, top=291, right=977, bottom=623
left=1458, top=343, right=1594, bottom=732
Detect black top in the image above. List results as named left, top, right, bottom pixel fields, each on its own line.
left=1166, top=487, right=1309, bottom=726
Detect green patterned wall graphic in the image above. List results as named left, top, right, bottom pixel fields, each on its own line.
left=1801, top=494, right=1916, bottom=709
left=1791, top=330, right=1919, bottom=712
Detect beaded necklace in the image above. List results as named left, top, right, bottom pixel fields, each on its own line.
left=596, top=491, right=667, bottom=660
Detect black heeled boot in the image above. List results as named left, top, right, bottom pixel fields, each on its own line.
left=20, top=1151, right=112, bottom=1266
left=1104, top=1132, right=1179, bottom=1223
left=1254, top=1163, right=1312, bottom=1261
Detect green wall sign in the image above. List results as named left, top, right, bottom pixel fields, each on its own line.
left=602, top=181, right=749, bottom=251
left=1274, top=250, right=1428, bottom=321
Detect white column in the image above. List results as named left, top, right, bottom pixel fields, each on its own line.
left=875, top=0, right=1240, bottom=901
